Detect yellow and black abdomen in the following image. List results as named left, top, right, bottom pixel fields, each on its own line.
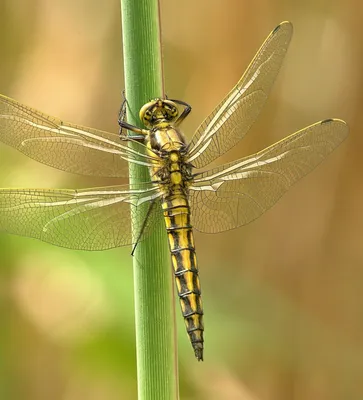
left=146, top=129, right=203, bottom=360
left=162, top=194, right=204, bottom=361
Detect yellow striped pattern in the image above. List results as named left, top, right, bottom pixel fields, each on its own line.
left=162, top=194, right=204, bottom=361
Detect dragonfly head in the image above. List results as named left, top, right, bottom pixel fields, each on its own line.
left=139, top=99, right=179, bottom=128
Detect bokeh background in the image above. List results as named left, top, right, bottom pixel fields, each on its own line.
left=0, top=0, right=360, bottom=399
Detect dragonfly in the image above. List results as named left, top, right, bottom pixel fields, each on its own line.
left=0, top=21, right=348, bottom=361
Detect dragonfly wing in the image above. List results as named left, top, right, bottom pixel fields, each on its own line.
left=187, top=21, right=293, bottom=169
left=0, top=183, right=162, bottom=250
left=0, top=94, right=154, bottom=177
left=190, top=119, right=348, bottom=233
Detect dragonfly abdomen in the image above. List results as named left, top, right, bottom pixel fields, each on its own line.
left=162, top=196, right=204, bottom=361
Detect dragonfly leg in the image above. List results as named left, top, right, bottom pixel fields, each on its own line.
left=168, top=98, right=192, bottom=126
left=119, top=120, right=147, bottom=142
left=118, top=91, right=148, bottom=141
left=118, top=90, right=127, bottom=126
left=131, top=200, right=156, bottom=256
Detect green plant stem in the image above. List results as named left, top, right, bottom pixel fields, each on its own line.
left=120, top=1, right=179, bottom=399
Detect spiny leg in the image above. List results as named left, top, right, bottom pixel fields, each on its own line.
left=118, top=90, right=127, bottom=135
left=168, top=98, right=192, bottom=126
left=131, top=199, right=157, bottom=256
left=118, top=92, right=148, bottom=142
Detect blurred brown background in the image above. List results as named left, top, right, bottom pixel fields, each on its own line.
left=0, top=0, right=360, bottom=399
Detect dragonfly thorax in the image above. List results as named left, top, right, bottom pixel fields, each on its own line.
left=139, top=98, right=179, bottom=128
left=146, top=127, right=193, bottom=186
left=147, top=126, right=188, bottom=155
left=151, top=149, right=193, bottom=187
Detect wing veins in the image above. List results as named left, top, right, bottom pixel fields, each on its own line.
left=188, top=22, right=293, bottom=168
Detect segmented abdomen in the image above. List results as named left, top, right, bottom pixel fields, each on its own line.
left=162, top=194, right=204, bottom=361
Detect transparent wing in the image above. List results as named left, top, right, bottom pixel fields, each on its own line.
left=0, top=94, right=155, bottom=178
left=187, top=21, right=293, bottom=169
left=0, top=183, right=162, bottom=250
left=189, top=119, right=348, bottom=233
